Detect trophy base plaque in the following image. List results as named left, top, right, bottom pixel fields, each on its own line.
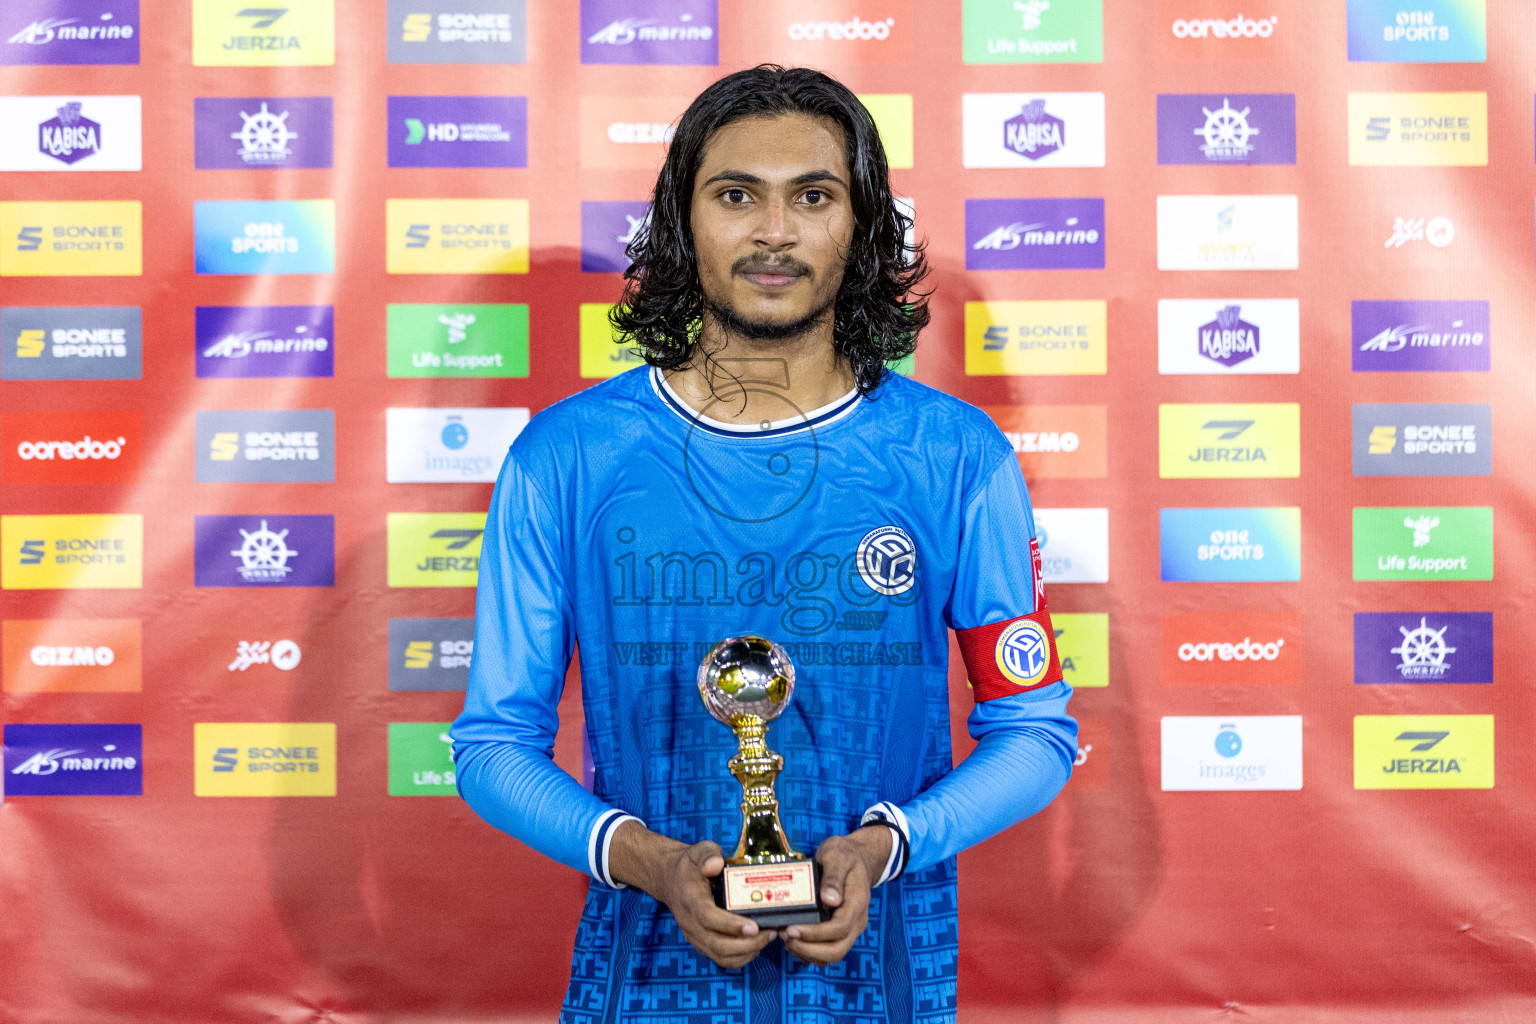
left=711, top=860, right=829, bottom=927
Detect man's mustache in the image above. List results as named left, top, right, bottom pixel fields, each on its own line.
left=732, top=255, right=812, bottom=278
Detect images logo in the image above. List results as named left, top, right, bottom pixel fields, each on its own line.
left=1051, top=612, right=1108, bottom=688
left=1, top=306, right=141, bottom=380
left=193, top=96, right=332, bottom=169
left=195, top=305, right=333, bottom=379
left=984, top=405, right=1106, bottom=478
left=1157, top=298, right=1299, bottom=375
left=2, top=618, right=141, bottom=692
left=1156, top=93, right=1295, bottom=165
left=1032, top=508, right=1109, bottom=583
left=1347, top=0, right=1485, bottom=62
left=961, top=92, right=1105, bottom=168
left=1156, top=194, right=1298, bottom=270
left=193, top=515, right=335, bottom=587
left=193, top=200, right=335, bottom=276
left=385, top=407, right=527, bottom=483
left=387, top=95, right=526, bottom=168
left=1160, top=507, right=1301, bottom=582
left=1353, top=714, right=1492, bottom=789
left=1351, top=300, right=1488, bottom=372
left=387, top=512, right=484, bottom=588
left=581, top=0, right=718, bottom=65
left=965, top=198, right=1105, bottom=270
left=385, top=303, right=528, bottom=378
left=965, top=300, right=1107, bottom=376
left=194, top=410, right=335, bottom=483
left=1352, top=505, right=1492, bottom=581
left=1354, top=612, right=1491, bottom=684
left=4, top=723, right=141, bottom=795
left=2, top=513, right=141, bottom=589
left=579, top=303, right=647, bottom=378
left=1158, top=403, right=1300, bottom=478
left=1351, top=403, right=1490, bottom=476
left=0, top=95, right=141, bottom=171
left=581, top=201, right=651, bottom=273
left=385, top=198, right=529, bottom=274
left=1348, top=92, right=1486, bottom=165
left=1161, top=612, right=1299, bottom=685
left=0, top=200, right=141, bottom=276
left=388, top=617, right=474, bottom=690
left=388, top=722, right=458, bottom=795
left=962, top=0, right=1103, bottom=63
left=386, top=0, right=526, bottom=63
left=194, top=722, right=336, bottom=796
left=192, top=0, right=335, bottom=66
left=1161, top=716, right=1302, bottom=791
left=1, top=410, right=141, bottom=484
left=579, top=94, right=688, bottom=169
left=1, top=1, right=139, bottom=65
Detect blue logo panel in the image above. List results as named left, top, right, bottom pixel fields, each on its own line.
left=193, top=200, right=336, bottom=276
left=1347, top=0, right=1485, bottom=63
left=1160, top=507, right=1301, bottom=582
left=4, top=723, right=142, bottom=795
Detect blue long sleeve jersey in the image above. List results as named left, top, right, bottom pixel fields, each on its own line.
left=452, top=365, right=1078, bottom=1024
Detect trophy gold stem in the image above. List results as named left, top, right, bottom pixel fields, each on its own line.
left=725, top=714, right=802, bottom=865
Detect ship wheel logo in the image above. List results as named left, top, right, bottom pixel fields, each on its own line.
left=231, top=102, right=297, bottom=165
left=1390, top=617, right=1455, bottom=680
left=1195, top=98, right=1258, bottom=161
left=231, top=520, right=298, bottom=582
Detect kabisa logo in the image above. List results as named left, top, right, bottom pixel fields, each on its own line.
left=1170, top=14, right=1279, bottom=38
left=962, top=0, right=1105, bottom=64
left=1353, top=611, right=1491, bottom=684
left=195, top=305, right=333, bottom=379
left=1158, top=403, right=1300, bottom=479
left=4, top=723, right=142, bottom=795
left=195, top=410, right=335, bottom=483
left=0, top=95, right=140, bottom=171
left=193, top=200, right=336, bottom=276
left=580, top=200, right=651, bottom=273
left=0, top=306, right=141, bottom=380
left=1161, top=613, right=1299, bottom=686
left=37, top=100, right=98, bottom=164
left=388, top=95, right=526, bottom=168
left=388, top=618, right=474, bottom=690
left=385, top=407, right=528, bottom=483
left=1351, top=300, right=1488, bottom=372
left=1348, top=92, right=1486, bottom=166
left=193, top=515, right=335, bottom=588
left=1161, top=716, right=1302, bottom=791
left=2, top=410, right=141, bottom=485
left=2, top=618, right=142, bottom=693
left=0, top=200, right=142, bottom=277
left=580, top=0, right=718, bottom=65
left=386, top=303, right=528, bottom=378
left=1347, top=1, right=1486, bottom=63
left=193, top=97, right=332, bottom=169
left=1384, top=215, right=1454, bottom=249
left=387, top=1, right=526, bottom=63
left=965, top=198, right=1106, bottom=270
left=1352, top=505, right=1492, bottom=581
left=387, top=512, right=485, bottom=588
left=961, top=92, right=1105, bottom=168
left=1353, top=715, right=1492, bottom=789
left=1156, top=93, right=1296, bottom=165
left=1159, top=507, right=1301, bottom=582
left=856, top=525, right=918, bottom=597
left=192, top=1, right=335, bottom=66
left=1002, top=99, right=1063, bottom=160
left=1201, top=305, right=1258, bottom=366
left=386, top=198, right=529, bottom=274
left=228, top=639, right=301, bottom=671
left=2, top=513, right=142, bottom=589
left=1, top=1, right=139, bottom=65
left=194, top=722, right=336, bottom=796
left=1352, top=402, right=1490, bottom=477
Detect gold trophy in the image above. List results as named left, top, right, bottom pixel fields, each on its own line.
left=696, top=635, right=827, bottom=926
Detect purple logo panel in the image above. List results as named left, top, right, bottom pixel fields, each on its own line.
left=387, top=96, right=527, bottom=168
left=194, top=515, right=336, bottom=588
left=4, top=724, right=142, bottom=795
left=1354, top=612, right=1493, bottom=684
left=194, top=97, right=333, bottom=169
left=195, top=306, right=334, bottom=378
left=580, top=0, right=717, bottom=65
left=964, top=198, right=1106, bottom=270
left=1351, top=300, right=1490, bottom=372
left=1156, top=94, right=1296, bottom=165
left=0, top=1, right=139, bottom=65
left=581, top=201, right=650, bottom=272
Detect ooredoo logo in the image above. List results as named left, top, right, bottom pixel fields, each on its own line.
left=789, top=16, right=893, bottom=40
left=1157, top=0, right=1292, bottom=59
left=1, top=410, right=140, bottom=484
left=1162, top=613, right=1299, bottom=685
left=1171, top=14, right=1278, bottom=37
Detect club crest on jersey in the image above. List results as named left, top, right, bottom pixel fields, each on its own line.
left=996, top=617, right=1052, bottom=688
left=856, top=525, right=917, bottom=596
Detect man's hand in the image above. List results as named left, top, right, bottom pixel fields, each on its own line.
left=782, top=825, right=893, bottom=967
left=608, top=821, right=777, bottom=970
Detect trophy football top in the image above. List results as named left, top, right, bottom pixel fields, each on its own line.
left=696, top=635, right=796, bottom=725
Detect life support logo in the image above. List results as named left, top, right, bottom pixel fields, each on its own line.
left=856, top=525, right=917, bottom=596
left=996, top=617, right=1052, bottom=687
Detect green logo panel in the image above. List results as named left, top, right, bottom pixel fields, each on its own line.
left=386, top=303, right=529, bottom=378
left=1353, top=506, right=1493, bottom=581
left=963, top=0, right=1104, bottom=63
left=388, top=722, right=458, bottom=796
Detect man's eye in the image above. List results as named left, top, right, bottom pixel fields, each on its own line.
left=723, top=189, right=748, bottom=203
left=803, top=190, right=824, bottom=205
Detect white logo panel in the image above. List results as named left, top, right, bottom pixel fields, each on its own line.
left=1156, top=194, right=1299, bottom=271
left=385, top=407, right=528, bottom=483
left=1161, top=716, right=1303, bottom=791
left=0, top=95, right=142, bottom=171
left=961, top=93, right=1106, bottom=168
left=1032, top=508, right=1109, bottom=584
left=1158, top=298, right=1300, bottom=374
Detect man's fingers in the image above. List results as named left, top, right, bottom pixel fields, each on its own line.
left=815, top=838, right=860, bottom=907
left=688, top=841, right=726, bottom=877
left=783, top=899, right=864, bottom=945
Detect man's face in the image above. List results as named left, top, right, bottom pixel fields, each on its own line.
left=689, top=112, right=854, bottom=340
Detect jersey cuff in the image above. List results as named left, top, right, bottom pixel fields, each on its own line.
left=859, top=801, right=911, bottom=886
left=588, top=809, right=643, bottom=889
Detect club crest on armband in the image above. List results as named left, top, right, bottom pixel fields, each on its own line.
left=856, top=525, right=917, bottom=596
left=995, top=617, right=1052, bottom=688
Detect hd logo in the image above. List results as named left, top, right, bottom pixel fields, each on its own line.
left=0, top=201, right=141, bottom=276
left=2, top=514, right=143, bottom=589
left=386, top=198, right=529, bottom=274
left=1353, top=715, right=1492, bottom=789
left=192, top=1, right=336, bottom=66
left=1158, top=403, right=1300, bottom=478
left=194, top=722, right=337, bottom=796
left=387, top=512, right=485, bottom=587
left=388, top=618, right=474, bottom=690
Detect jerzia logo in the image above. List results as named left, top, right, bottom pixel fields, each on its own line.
left=387, top=513, right=485, bottom=587
left=1353, top=714, right=1492, bottom=789
left=192, top=0, right=335, bottom=66
left=1158, top=403, right=1300, bottom=479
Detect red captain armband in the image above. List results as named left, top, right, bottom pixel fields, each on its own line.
left=956, top=609, right=1063, bottom=703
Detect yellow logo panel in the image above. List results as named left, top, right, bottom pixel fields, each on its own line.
left=1348, top=92, right=1487, bottom=166
left=192, top=0, right=336, bottom=66
left=2, top=514, right=143, bottom=590
left=964, top=301, right=1107, bottom=376
left=579, top=303, right=648, bottom=379
left=387, top=512, right=485, bottom=588
left=1354, top=715, right=1493, bottom=790
left=0, top=201, right=142, bottom=277
left=1159, top=403, right=1300, bottom=479
left=1052, top=612, right=1108, bottom=689
left=195, top=723, right=337, bottom=796
left=386, top=199, right=529, bottom=275
left=858, top=94, right=914, bottom=170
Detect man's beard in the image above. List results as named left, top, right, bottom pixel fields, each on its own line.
left=703, top=291, right=837, bottom=342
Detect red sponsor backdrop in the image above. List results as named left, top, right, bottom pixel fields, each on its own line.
left=1, top=2, right=1534, bottom=1022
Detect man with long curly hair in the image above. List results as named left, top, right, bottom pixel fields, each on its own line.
left=453, top=66, right=1077, bottom=1023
